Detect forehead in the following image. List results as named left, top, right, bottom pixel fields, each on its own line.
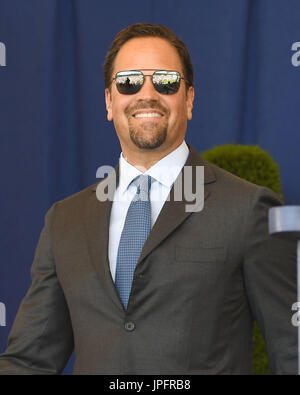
left=113, top=37, right=183, bottom=74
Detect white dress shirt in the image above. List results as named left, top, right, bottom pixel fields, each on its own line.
left=108, top=140, right=189, bottom=281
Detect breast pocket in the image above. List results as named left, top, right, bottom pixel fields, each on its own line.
left=175, top=246, right=226, bottom=263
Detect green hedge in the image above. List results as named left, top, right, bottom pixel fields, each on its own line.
left=201, top=144, right=283, bottom=375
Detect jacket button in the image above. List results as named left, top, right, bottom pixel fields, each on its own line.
left=124, top=322, right=135, bottom=331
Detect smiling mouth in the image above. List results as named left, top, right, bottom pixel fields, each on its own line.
left=133, top=112, right=163, bottom=119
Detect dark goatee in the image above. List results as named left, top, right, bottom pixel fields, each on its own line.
left=125, top=100, right=169, bottom=149
left=129, top=123, right=167, bottom=149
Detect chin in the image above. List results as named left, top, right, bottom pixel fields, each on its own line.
left=130, top=128, right=167, bottom=150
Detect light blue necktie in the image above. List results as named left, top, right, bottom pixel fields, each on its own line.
left=115, top=174, right=152, bottom=309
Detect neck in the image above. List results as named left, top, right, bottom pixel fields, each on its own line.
left=122, top=141, right=184, bottom=172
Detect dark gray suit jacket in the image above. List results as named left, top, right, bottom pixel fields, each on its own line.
left=0, top=145, right=297, bottom=374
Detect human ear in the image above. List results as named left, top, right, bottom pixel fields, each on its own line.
left=105, top=88, right=113, bottom=121
left=186, top=86, right=194, bottom=120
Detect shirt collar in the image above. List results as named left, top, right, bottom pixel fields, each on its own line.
left=118, top=140, right=189, bottom=195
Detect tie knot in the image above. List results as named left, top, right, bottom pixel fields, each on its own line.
left=132, top=175, right=152, bottom=201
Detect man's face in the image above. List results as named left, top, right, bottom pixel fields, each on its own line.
left=105, top=37, right=194, bottom=154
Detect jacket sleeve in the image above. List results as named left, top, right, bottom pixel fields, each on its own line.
left=0, top=204, right=74, bottom=375
left=243, top=187, right=297, bottom=375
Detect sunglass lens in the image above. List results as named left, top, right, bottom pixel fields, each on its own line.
left=152, top=71, right=181, bottom=94
left=115, top=72, right=144, bottom=94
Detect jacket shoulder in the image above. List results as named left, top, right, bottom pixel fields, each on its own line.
left=52, top=181, right=99, bottom=211
left=201, top=158, right=282, bottom=205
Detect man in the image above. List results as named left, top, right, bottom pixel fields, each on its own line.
left=0, top=23, right=297, bottom=375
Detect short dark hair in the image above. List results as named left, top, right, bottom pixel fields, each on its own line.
left=103, top=23, right=194, bottom=90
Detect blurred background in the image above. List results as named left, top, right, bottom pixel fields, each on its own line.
left=0, top=0, right=299, bottom=374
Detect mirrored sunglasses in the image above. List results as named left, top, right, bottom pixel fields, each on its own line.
left=112, top=70, right=186, bottom=95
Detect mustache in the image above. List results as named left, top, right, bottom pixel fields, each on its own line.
left=125, top=100, right=169, bottom=117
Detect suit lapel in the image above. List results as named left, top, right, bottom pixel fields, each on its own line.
left=84, top=166, right=123, bottom=310
left=138, top=145, right=216, bottom=264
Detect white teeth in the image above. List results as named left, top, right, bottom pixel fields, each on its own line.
left=134, top=112, right=162, bottom=118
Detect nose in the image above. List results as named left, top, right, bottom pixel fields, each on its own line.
left=137, top=75, right=159, bottom=98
